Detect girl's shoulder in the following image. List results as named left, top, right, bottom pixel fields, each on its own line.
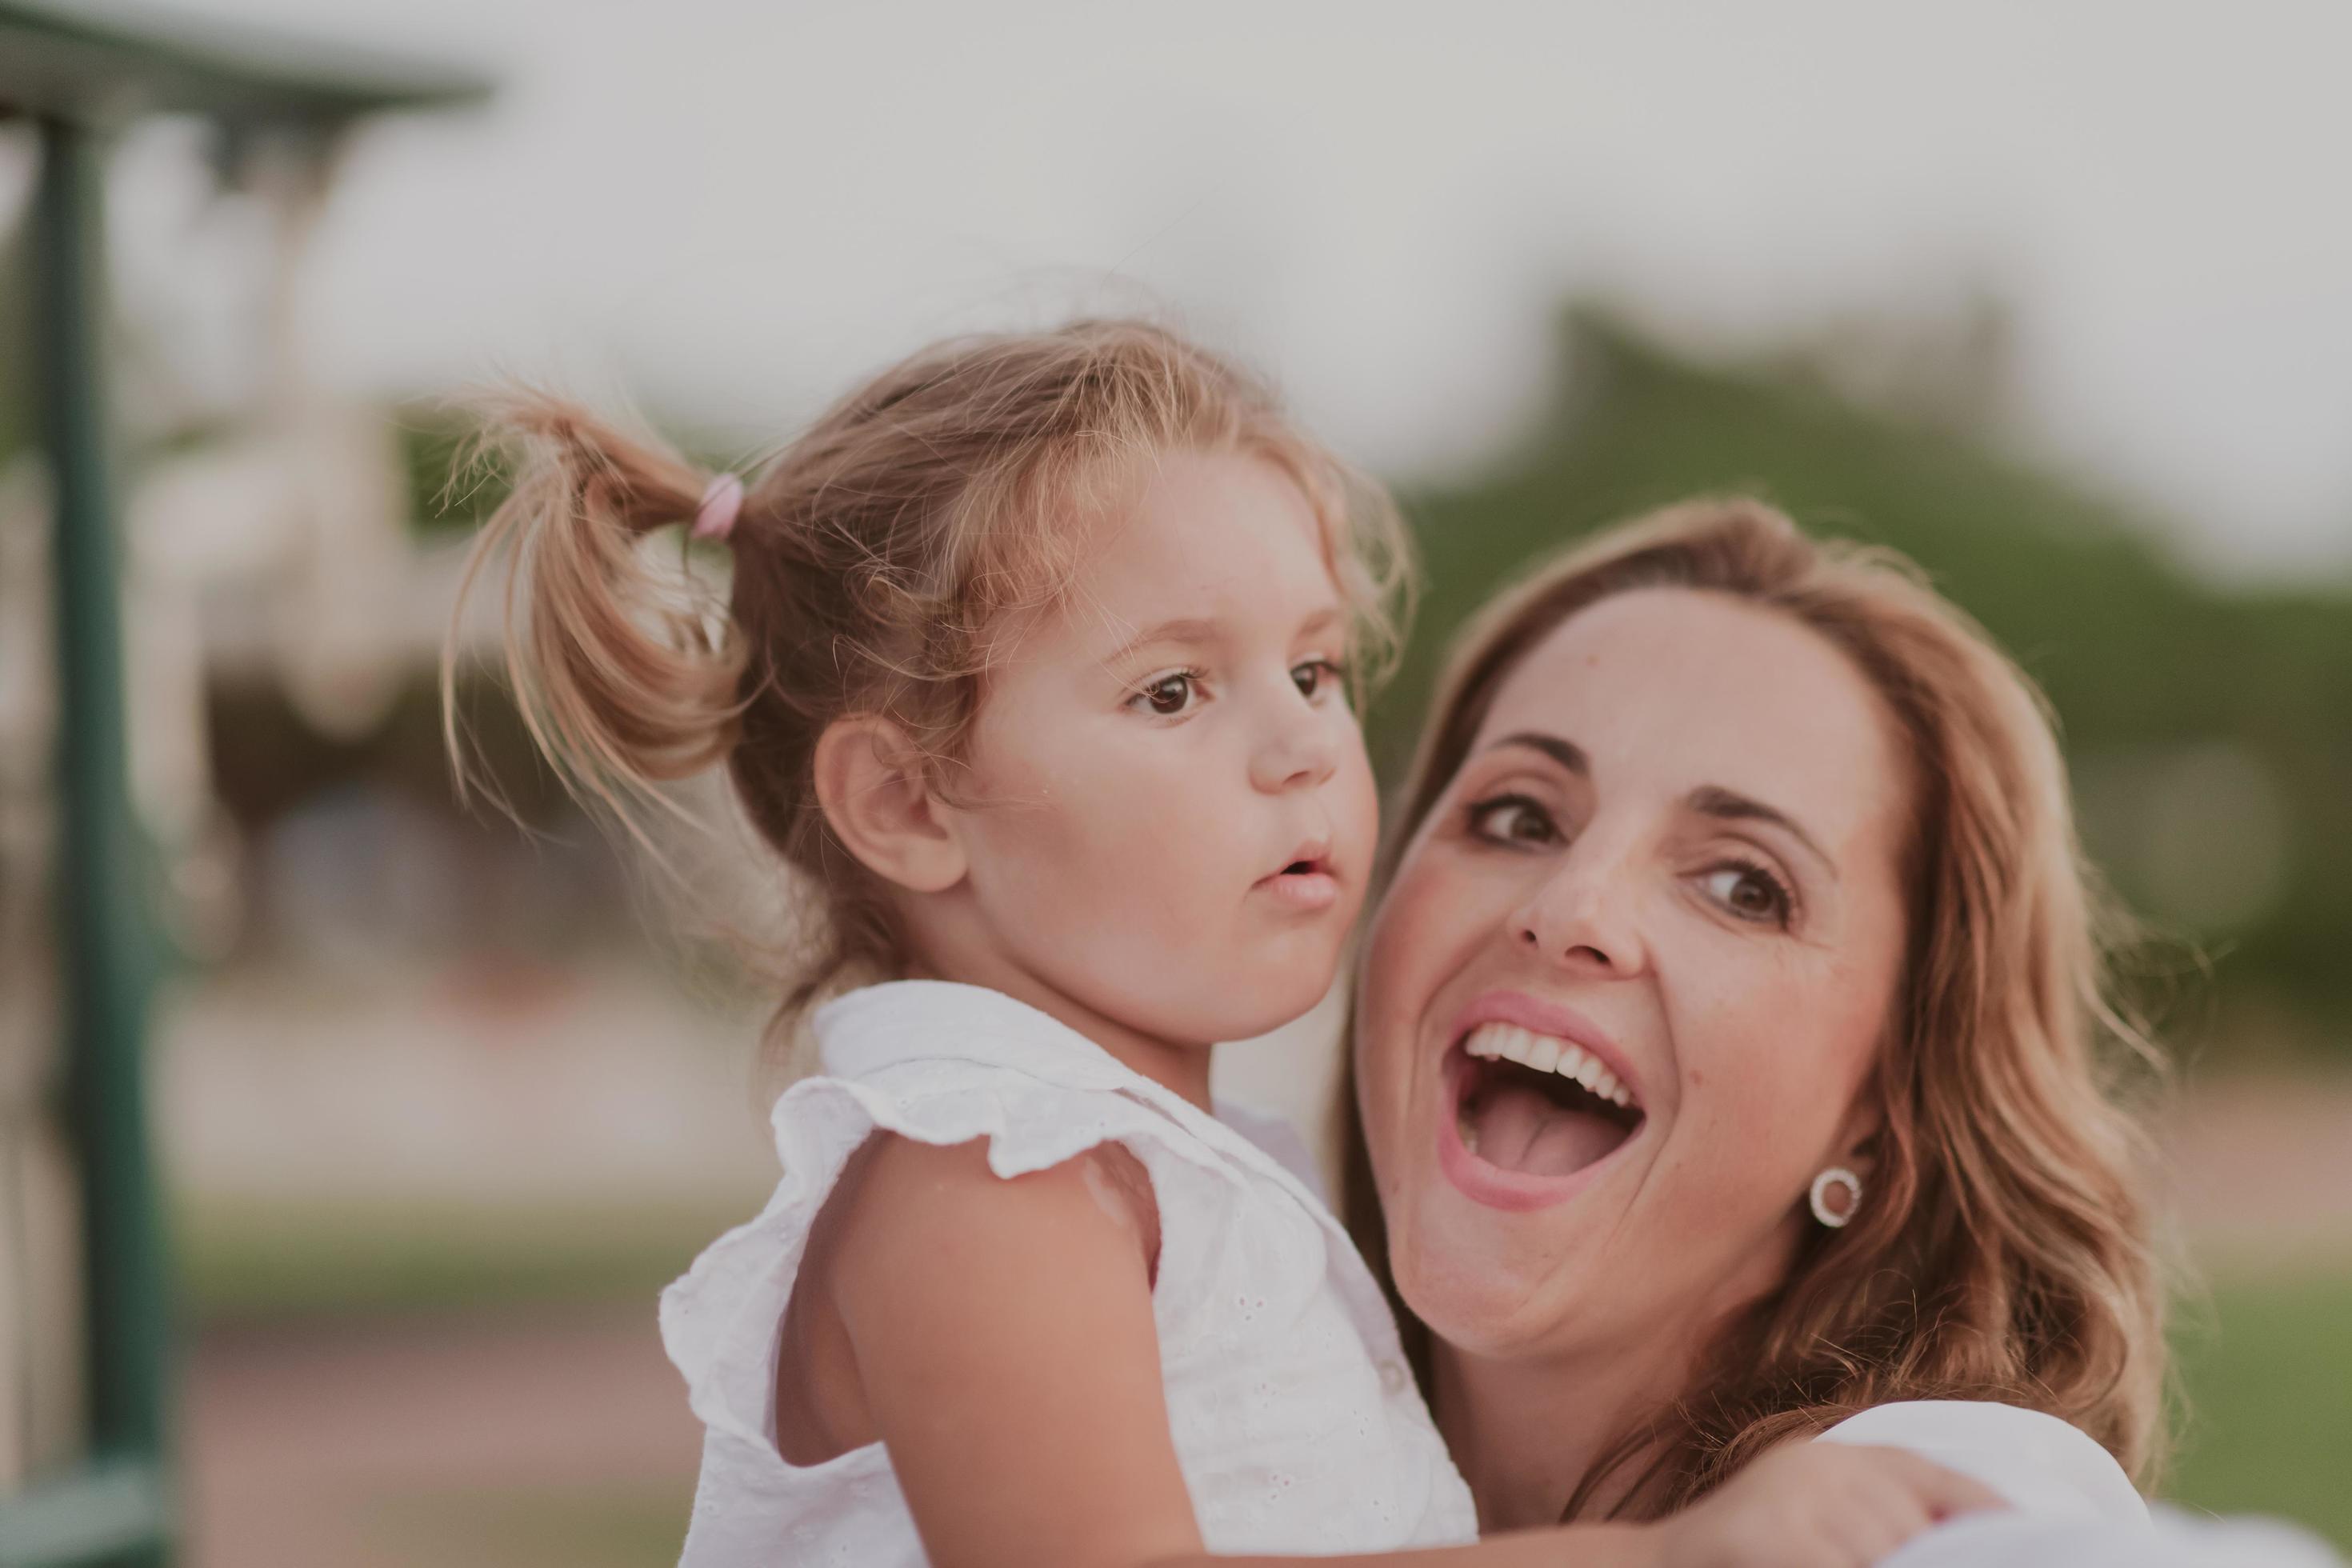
left=799, top=980, right=1328, bottom=1208
left=665, top=982, right=1339, bottom=1445
left=826, top=1126, right=1163, bottom=1285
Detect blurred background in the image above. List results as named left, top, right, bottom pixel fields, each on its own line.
left=3, top=1, right=2349, bottom=1562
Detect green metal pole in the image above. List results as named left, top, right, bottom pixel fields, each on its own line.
left=29, top=114, right=173, bottom=1567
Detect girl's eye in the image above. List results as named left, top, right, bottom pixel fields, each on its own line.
left=1699, top=862, right=1794, bottom=926
left=1132, top=671, right=1200, bottom=716
left=1291, top=658, right=1346, bottom=703
left=1466, top=793, right=1561, bottom=848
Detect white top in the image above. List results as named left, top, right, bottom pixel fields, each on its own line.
left=1822, top=1402, right=2342, bottom=1566
left=658, top=980, right=1478, bottom=1567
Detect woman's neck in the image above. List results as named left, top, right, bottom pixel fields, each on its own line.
left=1430, top=1331, right=1695, bottom=1532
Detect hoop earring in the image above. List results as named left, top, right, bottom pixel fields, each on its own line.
left=1810, top=1166, right=1862, bottom=1228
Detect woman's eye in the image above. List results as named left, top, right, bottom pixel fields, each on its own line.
left=1132, top=671, right=1199, bottom=716
left=1291, top=658, right=1346, bottom=702
left=1466, top=794, right=1560, bottom=847
left=1700, top=863, right=1793, bottom=926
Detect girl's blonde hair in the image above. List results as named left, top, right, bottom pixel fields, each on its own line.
left=443, top=318, right=1411, bottom=1032
left=1340, top=496, right=2169, bottom=1515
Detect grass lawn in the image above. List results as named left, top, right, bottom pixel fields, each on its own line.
left=178, top=1196, right=742, bottom=1322
left=178, top=1204, right=2350, bottom=1560
left=365, top=1486, right=690, bottom=1568
left=2167, top=1267, right=2352, bottom=1550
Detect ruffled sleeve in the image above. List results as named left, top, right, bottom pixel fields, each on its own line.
left=659, top=1056, right=1252, bottom=1457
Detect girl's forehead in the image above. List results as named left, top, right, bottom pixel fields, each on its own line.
left=1072, top=450, right=1342, bottom=622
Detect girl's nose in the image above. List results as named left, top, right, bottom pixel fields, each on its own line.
left=1249, top=705, right=1340, bottom=794
left=1509, top=840, right=1650, bottom=978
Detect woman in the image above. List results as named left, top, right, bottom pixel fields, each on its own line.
left=1343, top=498, right=2334, bottom=1563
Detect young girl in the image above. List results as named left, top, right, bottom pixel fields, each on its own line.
left=447, top=319, right=1991, bottom=1568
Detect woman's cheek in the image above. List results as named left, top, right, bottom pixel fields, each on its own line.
left=1674, top=968, right=1858, bottom=1194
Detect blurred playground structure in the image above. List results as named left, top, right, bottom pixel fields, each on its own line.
left=1, top=2, right=488, bottom=1558
left=3, top=2, right=2350, bottom=1565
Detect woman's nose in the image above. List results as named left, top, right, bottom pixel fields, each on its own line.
left=1510, top=843, right=1650, bottom=978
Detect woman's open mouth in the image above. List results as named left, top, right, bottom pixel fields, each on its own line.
left=1440, top=1022, right=1646, bottom=1210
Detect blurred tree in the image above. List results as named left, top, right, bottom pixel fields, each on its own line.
left=1374, top=307, right=2352, bottom=1060
left=390, top=308, right=2352, bottom=1059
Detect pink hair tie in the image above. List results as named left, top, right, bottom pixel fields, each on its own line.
left=691, top=473, right=745, bottom=541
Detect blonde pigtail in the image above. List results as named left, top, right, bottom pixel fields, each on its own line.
left=440, top=388, right=750, bottom=869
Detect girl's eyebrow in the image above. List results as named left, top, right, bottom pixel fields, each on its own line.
left=1106, top=602, right=1342, bottom=664
left=1104, top=617, right=1222, bottom=662
left=1297, top=606, right=1344, bottom=640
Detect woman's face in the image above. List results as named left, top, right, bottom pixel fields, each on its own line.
left=1356, top=586, right=1914, bottom=1364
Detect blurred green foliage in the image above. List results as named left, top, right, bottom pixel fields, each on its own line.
left=1369, top=310, right=2352, bottom=1059
left=402, top=409, right=506, bottom=538
left=178, top=1196, right=738, bottom=1323
left=16, top=247, right=2350, bottom=1057
left=393, top=306, right=2352, bottom=1057
left=2170, top=1268, right=2352, bottom=1548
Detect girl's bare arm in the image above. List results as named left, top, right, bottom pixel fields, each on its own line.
left=823, top=1135, right=1992, bottom=1568
left=820, top=1134, right=1682, bottom=1568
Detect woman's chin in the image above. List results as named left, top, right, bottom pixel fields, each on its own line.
left=1388, top=1197, right=1589, bottom=1355
left=1383, top=1122, right=1659, bottom=1357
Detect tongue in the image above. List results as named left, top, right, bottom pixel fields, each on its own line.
left=1471, top=1079, right=1627, bottom=1177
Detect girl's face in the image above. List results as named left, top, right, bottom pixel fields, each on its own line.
left=1354, top=587, right=1913, bottom=1366
left=948, top=449, right=1379, bottom=1050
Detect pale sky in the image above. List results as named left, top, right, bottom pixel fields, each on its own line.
left=79, top=0, right=2352, bottom=577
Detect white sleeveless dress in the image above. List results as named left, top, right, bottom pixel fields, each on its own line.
left=659, top=980, right=1478, bottom=1566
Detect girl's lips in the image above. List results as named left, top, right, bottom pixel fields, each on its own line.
left=1256, top=867, right=1340, bottom=910
left=1435, top=1043, right=1642, bottom=1212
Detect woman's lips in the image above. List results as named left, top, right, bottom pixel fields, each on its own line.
left=1435, top=1039, right=1644, bottom=1213
left=1441, top=990, right=1644, bottom=1106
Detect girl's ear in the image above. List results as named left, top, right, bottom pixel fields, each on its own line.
left=814, top=716, right=969, bottom=894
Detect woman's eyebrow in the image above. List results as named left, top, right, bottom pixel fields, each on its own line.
left=1484, top=731, right=1589, bottom=775
left=1686, top=784, right=1838, bottom=879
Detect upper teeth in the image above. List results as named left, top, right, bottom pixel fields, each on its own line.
left=1463, top=1022, right=1634, bottom=1109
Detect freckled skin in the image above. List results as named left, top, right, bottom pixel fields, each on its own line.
left=1356, top=587, right=1914, bottom=1379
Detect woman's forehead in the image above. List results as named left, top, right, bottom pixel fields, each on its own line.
left=1473, top=587, right=1908, bottom=845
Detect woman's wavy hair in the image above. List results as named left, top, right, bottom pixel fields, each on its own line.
left=442, top=319, right=1411, bottom=1049
left=1339, top=496, right=2170, bottom=1517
